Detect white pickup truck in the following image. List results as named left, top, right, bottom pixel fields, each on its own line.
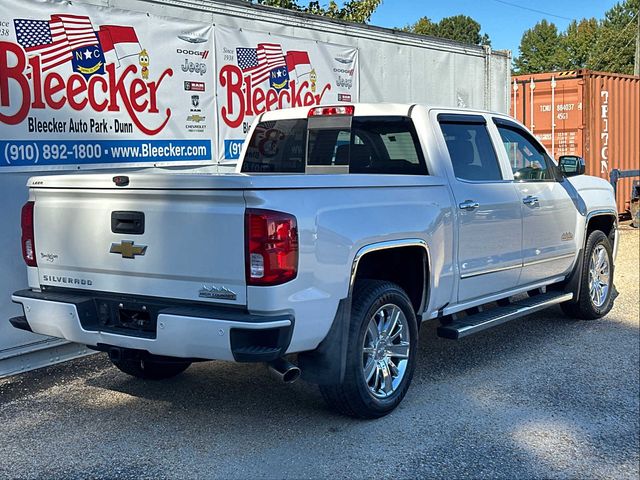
left=11, top=104, right=618, bottom=418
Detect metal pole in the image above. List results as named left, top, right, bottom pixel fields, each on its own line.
left=513, top=80, right=518, bottom=119
left=610, top=169, right=620, bottom=198
left=529, top=78, right=535, bottom=133
left=551, top=76, right=556, bottom=159
left=635, top=7, right=639, bottom=76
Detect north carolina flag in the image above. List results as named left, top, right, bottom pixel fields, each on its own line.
left=97, top=25, right=141, bottom=66
left=285, top=51, right=311, bottom=77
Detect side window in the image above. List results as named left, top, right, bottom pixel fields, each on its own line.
left=496, top=125, right=555, bottom=181
left=439, top=120, right=503, bottom=181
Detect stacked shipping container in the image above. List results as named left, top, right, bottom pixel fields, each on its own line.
left=512, top=70, right=639, bottom=214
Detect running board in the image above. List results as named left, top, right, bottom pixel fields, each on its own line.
left=437, top=291, right=573, bottom=340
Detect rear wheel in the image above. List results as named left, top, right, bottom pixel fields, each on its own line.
left=110, top=355, right=191, bottom=380
left=320, top=280, right=418, bottom=419
left=561, top=230, right=615, bottom=320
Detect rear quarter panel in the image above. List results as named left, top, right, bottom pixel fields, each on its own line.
left=244, top=177, right=454, bottom=352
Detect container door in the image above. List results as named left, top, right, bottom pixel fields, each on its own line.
left=494, top=120, right=577, bottom=285
left=438, top=114, right=523, bottom=303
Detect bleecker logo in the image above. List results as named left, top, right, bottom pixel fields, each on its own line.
left=176, top=48, right=209, bottom=59
left=0, top=15, right=173, bottom=135
left=220, top=43, right=331, bottom=128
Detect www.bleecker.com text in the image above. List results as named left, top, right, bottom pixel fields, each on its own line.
left=27, top=117, right=134, bottom=134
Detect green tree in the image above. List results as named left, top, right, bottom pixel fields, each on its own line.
left=255, top=0, right=382, bottom=23
left=589, top=0, right=639, bottom=74
left=560, top=18, right=600, bottom=70
left=404, top=14, right=491, bottom=46
left=513, top=20, right=564, bottom=73
left=404, top=16, right=438, bottom=36
left=514, top=0, right=639, bottom=75
left=436, top=15, right=491, bottom=46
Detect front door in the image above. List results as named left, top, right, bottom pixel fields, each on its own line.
left=438, top=114, right=523, bottom=303
left=494, top=119, right=578, bottom=285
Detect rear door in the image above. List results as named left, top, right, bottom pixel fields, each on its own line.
left=437, top=114, right=523, bottom=303
left=33, top=186, right=247, bottom=306
left=493, top=118, right=578, bottom=285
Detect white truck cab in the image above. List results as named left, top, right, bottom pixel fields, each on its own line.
left=11, top=104, right=618, bottom=418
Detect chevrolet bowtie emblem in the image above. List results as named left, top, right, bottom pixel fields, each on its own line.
left=109, top=241, right=147, bottom=259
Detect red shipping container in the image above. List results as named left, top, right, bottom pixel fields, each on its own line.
left=512, top=69, right=639, bottom=214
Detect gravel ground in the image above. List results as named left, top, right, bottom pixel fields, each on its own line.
left=1, top=227, right=638, bottom=479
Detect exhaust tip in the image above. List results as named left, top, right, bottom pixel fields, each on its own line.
left=281, top=366, right=301, bottom=384
left=268, top=358, right=301, bottom=384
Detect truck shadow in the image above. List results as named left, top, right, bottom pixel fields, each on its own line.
left=1, top=302, right=637, bottom=478
left=84, top=305, right=635, bottom=413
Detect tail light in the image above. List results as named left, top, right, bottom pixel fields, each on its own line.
left=246, top=209, right=298, bottom=286
left=308, top=105, right=354, bottom=117
left=21, top=201, right=36, bottom=267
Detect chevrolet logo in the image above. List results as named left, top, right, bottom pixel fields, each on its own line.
left=109, top=241, right=147, bottom=259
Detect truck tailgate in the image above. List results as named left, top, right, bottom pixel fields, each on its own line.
left=32, top=187, right=247, bottom=306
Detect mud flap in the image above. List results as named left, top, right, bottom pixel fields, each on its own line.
left=298, top=297, right=351, bottom=385
left=558, top=248, right=584, bottom=304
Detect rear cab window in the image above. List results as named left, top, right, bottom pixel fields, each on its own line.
left=241, top=115, right=428, bottom=175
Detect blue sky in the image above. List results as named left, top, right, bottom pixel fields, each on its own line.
left=369, top=0, right=619, bottom=57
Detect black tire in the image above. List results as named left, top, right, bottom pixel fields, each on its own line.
left=561, top=230, right=615, bottom=320
left=320, top=280, right=418, bottom=419
left=110, top=355, right=191, bottom=380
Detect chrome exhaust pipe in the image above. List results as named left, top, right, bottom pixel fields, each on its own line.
left=268, top=357, right=301, bottom=383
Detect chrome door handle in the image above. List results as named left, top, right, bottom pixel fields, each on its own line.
left=459, top=200, right=480, bottom=210
left=523, top=195, right=539, bottom=206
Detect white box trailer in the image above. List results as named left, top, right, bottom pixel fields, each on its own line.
left=0, top=0, right=511, bottom=377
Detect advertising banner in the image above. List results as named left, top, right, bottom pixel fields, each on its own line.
left=215, top=25, right=358, bottom=162
left=0, top=0, right=215, bottom=171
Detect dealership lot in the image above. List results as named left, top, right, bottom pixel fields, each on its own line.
left=1, top=227, right=638, bottom=479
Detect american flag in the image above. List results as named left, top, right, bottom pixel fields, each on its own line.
left=237, top=43, right=286, bottom=85
left=14, top=14, right=99, bottom=72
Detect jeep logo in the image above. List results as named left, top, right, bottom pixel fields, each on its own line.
left=181, top=58, right=207, bottom=76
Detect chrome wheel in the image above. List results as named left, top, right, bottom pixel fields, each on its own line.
left=362, top=303, right=410, bottom=399
left=588, top=244, right=610, bottom=308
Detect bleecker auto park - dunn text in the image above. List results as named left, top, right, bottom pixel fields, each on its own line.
left=0, top=42, right=172, bottom=135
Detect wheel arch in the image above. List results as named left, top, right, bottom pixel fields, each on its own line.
left=349, top=239, right=430, bottom=316
left=298, top=239, right=431, bottom=386
left=585, top=209, right=617, bottom=246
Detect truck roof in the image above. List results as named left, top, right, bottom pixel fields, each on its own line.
left=258, top=103, right=508, bottom=121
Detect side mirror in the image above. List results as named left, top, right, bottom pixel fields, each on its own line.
left=559, top=155, right=586, bottom=177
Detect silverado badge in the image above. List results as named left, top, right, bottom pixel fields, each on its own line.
left=110, top=241, right=147, bottom=259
